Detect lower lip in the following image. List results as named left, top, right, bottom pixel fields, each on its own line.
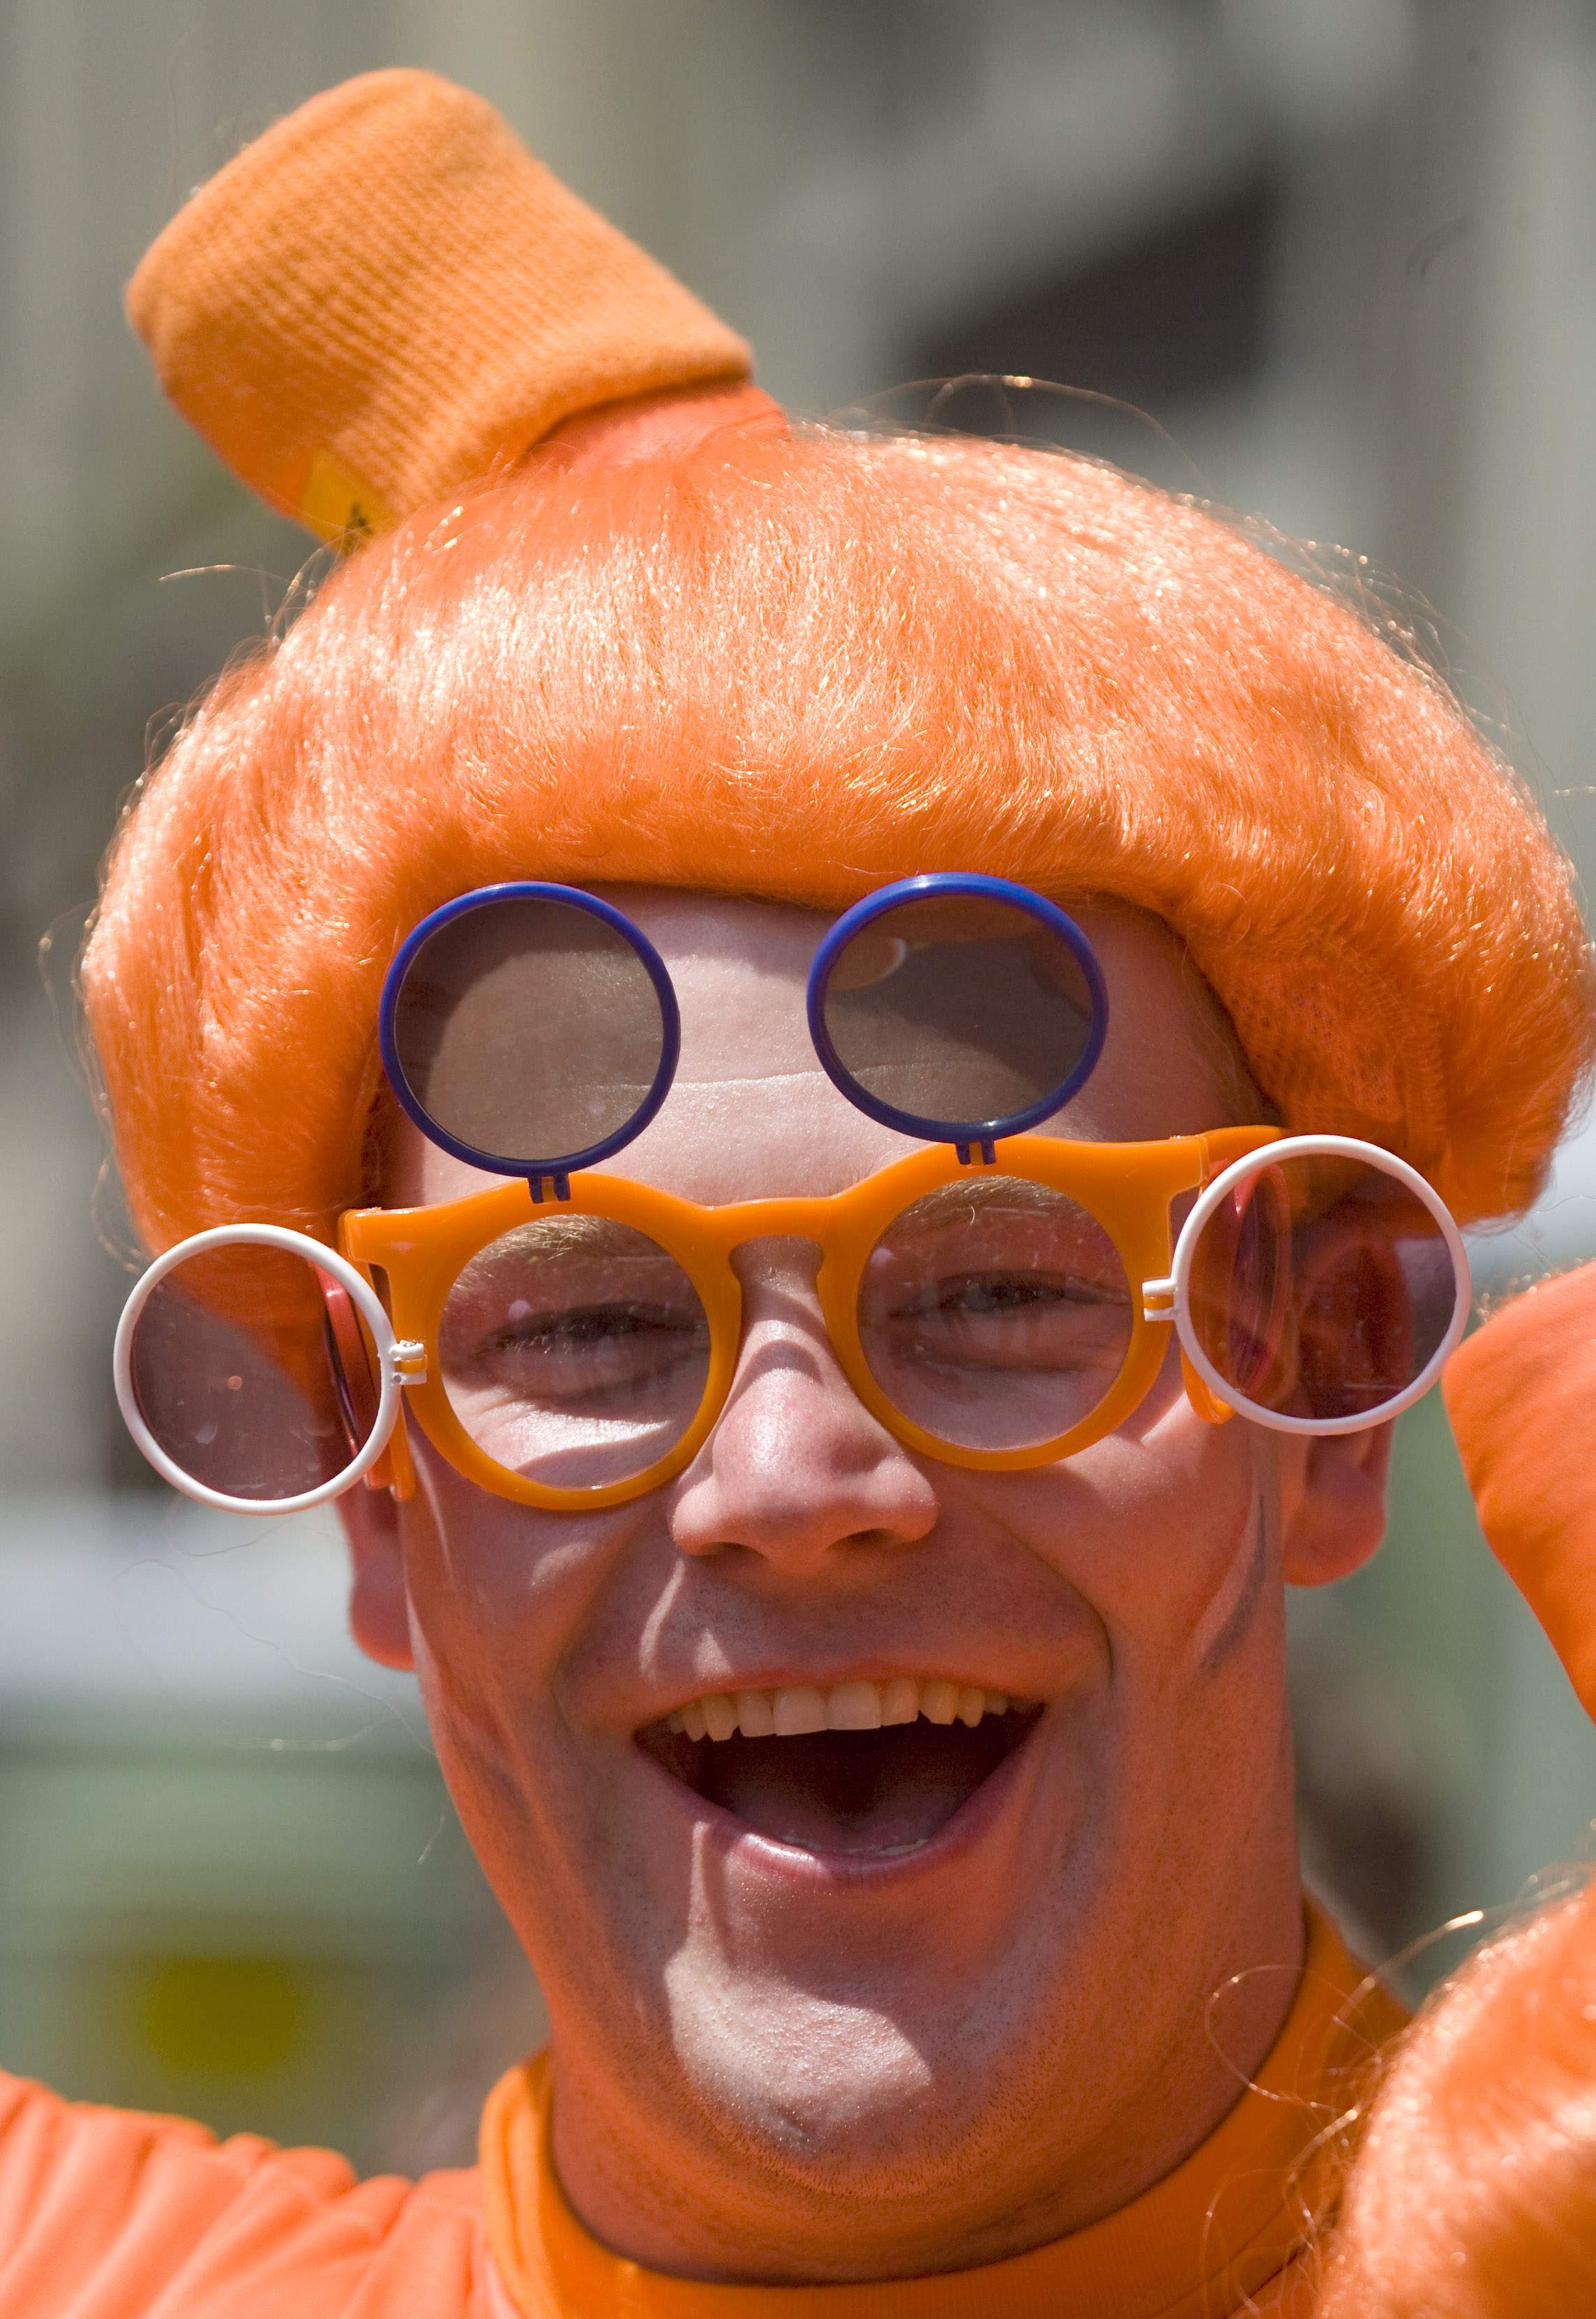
left=632, top=1713, right=1048, bottom=1892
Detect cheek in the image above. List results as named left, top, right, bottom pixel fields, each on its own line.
left=963, top=1381, right=1270, bottom=1679
left=393, top=1453, right=657, bottom=1944
left=396, top=1444, right=633, bottom=1736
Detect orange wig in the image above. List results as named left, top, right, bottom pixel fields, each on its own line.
left=81, top=71, right=1595, bottom=1265
left=1313, top=1877, right=1596, bottom=2319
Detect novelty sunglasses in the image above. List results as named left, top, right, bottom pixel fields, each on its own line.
left=114, top=875, right=1472, bottom=1517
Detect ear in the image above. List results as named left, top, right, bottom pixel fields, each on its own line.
left=336, top=1485, right=416, bottom=1669
left=1278, top=1420, right=1394, bottom=1588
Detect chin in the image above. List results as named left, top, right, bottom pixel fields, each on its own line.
left=564, top=1673, right=1104, bottom=2126
left=658, top=1956, right=1016, bottom=2182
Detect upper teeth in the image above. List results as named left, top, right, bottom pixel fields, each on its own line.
left=664, top=1678, right=1018, bottom=1743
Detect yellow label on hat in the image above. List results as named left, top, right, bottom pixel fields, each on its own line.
left=299, top=447, right=396, bottom=548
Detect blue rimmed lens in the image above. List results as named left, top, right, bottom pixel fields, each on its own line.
left=806, top=874, right=1108, bottom=1145
left=379, top=883, right=680, bottom=1180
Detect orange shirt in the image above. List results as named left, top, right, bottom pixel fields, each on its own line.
left=0, top=1903, right=1403, bottom=2318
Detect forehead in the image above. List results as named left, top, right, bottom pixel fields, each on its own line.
left=389, top=887, right=1256, bottom=1208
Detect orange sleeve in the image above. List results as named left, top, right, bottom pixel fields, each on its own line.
left=0, top=2067, right=490, bottom=2318
left=1443, top=1260, right=1596, bottom=1716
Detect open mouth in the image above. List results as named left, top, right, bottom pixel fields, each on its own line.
left=635, top=1678, right=1043, bottom=1855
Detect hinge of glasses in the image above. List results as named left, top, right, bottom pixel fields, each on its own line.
left=1141, top=1276, right=1176, bottom=1322
left=391, top=1339, right=428, bottom=1387
left=954, top=1139, right=999, bottom=1168
left=527, top=1171, right=573, bottom=1203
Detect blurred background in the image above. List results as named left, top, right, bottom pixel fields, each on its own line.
left=3, top=0, right=1595, bottom=2170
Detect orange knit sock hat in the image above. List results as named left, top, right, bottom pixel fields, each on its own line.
left=127, top=67, right=773, bottom=543
left=1444, top=1262, right=1596, bottom=1718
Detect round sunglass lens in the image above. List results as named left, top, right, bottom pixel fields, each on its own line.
left=811, top=883, right=1105, bottom=1143
left=1184, top=1150, right=1464, bottom=1425
left=386, top=890, right=675, bottom=1175
left=857, top=1177, right=1133, bottom=1450
left=126, top=1243, right=372, bottom=1503
left=437, top=1215, right=712, bottom=1492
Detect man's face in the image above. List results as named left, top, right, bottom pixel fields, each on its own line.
left=347, top=891, right=1390, bottom=2272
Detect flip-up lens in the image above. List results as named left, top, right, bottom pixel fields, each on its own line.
left=808, top=877, right=1106, bottom=1143
left=1180, top=1141, right=1468, bottom=1429
left=119, top=1239, right=379, bottom=1506
left=382, top=885, right=679, bottom=1177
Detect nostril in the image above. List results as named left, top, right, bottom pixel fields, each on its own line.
left=670, top=1515, right=931, bottom=1570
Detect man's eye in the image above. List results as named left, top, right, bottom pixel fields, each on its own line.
left=913, top=1273, right=1122, bottom=1317
left=488, top=1303, right=699, bottom=1353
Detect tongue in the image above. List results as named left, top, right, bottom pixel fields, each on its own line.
left=698, top=1720, right=1017, bottom=1854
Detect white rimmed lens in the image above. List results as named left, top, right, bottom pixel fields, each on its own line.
left=114, top=1229, right=398, bottom=1513
left=1177, top=1138, right=1468, bottom=1432
left=386, top=890, right=672, bottom=1173
left=437, top=1215, right=712, bottom=1492
left=857, top=1176, right=1134, bottom=1450
left=815, top=890, right=1102, bottom=1138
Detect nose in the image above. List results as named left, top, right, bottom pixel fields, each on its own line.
left=669, top=1240, right=939, bottom=1574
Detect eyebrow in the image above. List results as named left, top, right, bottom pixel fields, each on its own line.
left=884, top=1176, right=1099, bottom=1227
left=453, top=1215, right=665, bottom=1273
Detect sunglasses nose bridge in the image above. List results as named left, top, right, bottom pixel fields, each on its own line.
left=715, top=1196, right=844, bottom=1288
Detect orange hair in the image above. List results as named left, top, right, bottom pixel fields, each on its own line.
left=1313, top=1878, right=1596, bottom=2318
left=82, top=416, right=1594, bottom=1258
left=82, top=70, right=1594, bottom=1260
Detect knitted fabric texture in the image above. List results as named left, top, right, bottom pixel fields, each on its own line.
left=126, top=68, right=753, bottom=542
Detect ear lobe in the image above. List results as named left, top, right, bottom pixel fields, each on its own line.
left=337, top=1485, right=415, bottom=1669
left=1279, top=1420, right=1394, bottom=1588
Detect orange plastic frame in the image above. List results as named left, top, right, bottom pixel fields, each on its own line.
left=340, top=1126, right=1279, bottom=1511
